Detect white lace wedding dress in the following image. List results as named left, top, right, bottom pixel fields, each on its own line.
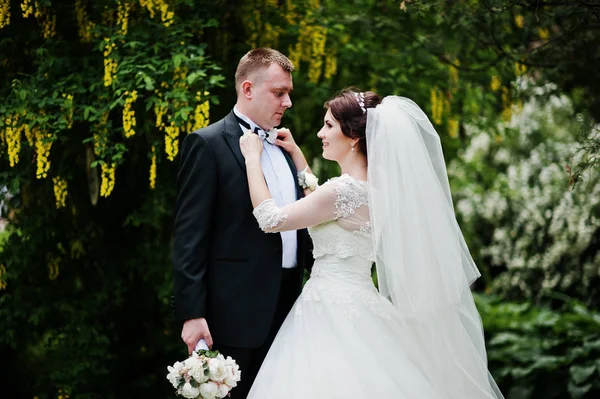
left=247, top=174, right=501, bottom=399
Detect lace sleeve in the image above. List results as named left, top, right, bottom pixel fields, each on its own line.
left=251, top=181, right=341, bottom=233
left=253, top=199, right=288, bottom=231
left=333, top=175, right=369, bottom=220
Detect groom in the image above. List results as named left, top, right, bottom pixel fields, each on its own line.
left=172, top=48, right=313, bottom=398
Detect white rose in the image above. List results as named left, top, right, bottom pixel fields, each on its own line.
left=217, top=383, right=230, bottom=398
left=181, top=382, right=200, bottom=399
left=304, top=173, right=318, bottom=190
left=223, top=360, right=241, bottom=387
left=166, top=362, right=184, bottom=388
left=189, top=363, right=209, bottom=384
left=207, top=358, right=228, bottom=382
left=199, top=381, right=219, bottom=399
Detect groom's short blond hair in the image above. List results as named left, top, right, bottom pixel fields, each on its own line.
left=235, top=48, right=295, bottom=93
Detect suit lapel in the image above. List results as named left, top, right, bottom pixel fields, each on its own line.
left=222, top=111, right=246, bottom=172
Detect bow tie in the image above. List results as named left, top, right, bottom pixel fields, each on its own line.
left=235, top=115, right=278, bottom=145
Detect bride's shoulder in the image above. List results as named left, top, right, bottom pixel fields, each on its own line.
left=323, top=174, right=368, bottom=189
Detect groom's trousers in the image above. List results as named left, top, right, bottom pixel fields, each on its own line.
left=216, top=266, right=301, bottom=399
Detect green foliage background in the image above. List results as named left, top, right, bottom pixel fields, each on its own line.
left=1, top=1, right=599, bottom=398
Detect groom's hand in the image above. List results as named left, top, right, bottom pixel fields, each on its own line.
left=182, top=317, right=213, bottom=355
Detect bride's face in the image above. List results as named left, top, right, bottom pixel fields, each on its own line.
left=317, top=109, right=353, bottom=161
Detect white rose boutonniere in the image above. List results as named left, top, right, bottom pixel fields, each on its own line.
left=298, top=166, right=319, bottom=191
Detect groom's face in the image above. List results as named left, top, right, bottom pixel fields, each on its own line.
left=249, top=63, right=293, bottom=130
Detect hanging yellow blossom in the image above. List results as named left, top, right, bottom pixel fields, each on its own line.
left=430, top=86, right=444, bottom=125
left=490, top=75, right=501, bottom=92
left=448, top=118, right=460, bottom=139
left=159, top=0, right=174, bottom=27
left=149, top=147, right=157, bottom=189
left=93, top=113, right=109, bottom=157
left=103, top=38, right=118, bottom=87
left=155, top=103, right=167, bottom=127
left=5, top=114, right=21, bottom=167
left=324, top=51, right=337, bottom=80
left=100, top=163, right=116, bottom=197
left=20, top=123, right=33, bottom=146
left=53, top=176, right=68, bottom=208
left=0, top=0, right=10, bottom=29
left=287, top=44, right=302, bottom=71
left=117, top=1, right=130, bottom=35
left=514, top=61, right=527, bottom=77
left=284, top=0, right=298, bottom=25
left=0, top=264, right=7, bottom=291
left=165, top=121, right=180, bottom=161
left=449, top=60, right=460, bottom=95
left=260, top=23, right=281, bottom=49
left=308, top=26, right=327, bottom=84
left=75, top=0, right=96, bottom=42
left=21, top=0, right=33, bottom=18
left=36, top=6, right=57, bottom=39
left=514, top=14, right=524, bottom=28
left=192, top=91, right=210, bottom=131
left=123, top=90, right=138, bottom=138
left=35, top=128, right=53, bottom=179
left=538, top=28, right=549, bottom=40
left=47, top=255, right=60, bottom=280
left=501, top=86, right=512, bottom=122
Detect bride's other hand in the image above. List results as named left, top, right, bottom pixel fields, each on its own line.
left=274, top=128, right=300, bottom=155
left=240, top=130, right=263, bottom=162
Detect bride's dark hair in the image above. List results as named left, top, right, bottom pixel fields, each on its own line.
left=324, top=87, right=382, bottom=157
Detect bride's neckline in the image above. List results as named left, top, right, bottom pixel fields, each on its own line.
left=340, top=173, right=368, bottom=184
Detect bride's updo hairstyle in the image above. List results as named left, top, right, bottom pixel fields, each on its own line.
left=324, top=87, right=382, bottom=157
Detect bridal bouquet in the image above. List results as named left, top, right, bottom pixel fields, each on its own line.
left=167, top=349, right=241, bottom=399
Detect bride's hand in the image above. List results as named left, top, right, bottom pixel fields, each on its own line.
left=240, top=130, right=263, bottom=162
left=274, top=128, right=300, bottom=155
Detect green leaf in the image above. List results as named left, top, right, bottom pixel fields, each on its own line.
left=568, top=381, right=593, bottom=399
left=173, top=54, right=183, bottom=69
left=570, top=364, right=596, bottom=384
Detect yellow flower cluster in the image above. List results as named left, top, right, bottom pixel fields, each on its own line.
left=449, top=60, right=460, bottom=94
left=155, top=103, right=167, bottom=127
left=36, top=6, right=56, bottom=39
left=22, top=122, right=33, bottom=146
left=100, top=163, right=116, bottom=197
left=324, top=52, right=337, bottom=80
left=139, top=0, right=174, bottom=27
left=21, top=0, right=33, bottom=18
left=52, top=176, right=68, bottom=208
left=123, top=90, right=138, bottom=138
left=448, top=118, right=460, bottom=139
left=514, top=61, right=527, bottom=77
left=75, top=0, right=96, bottom=42
left=190, top=92, right=210, bottom=131
left=0, top=264, right=7, bottom=290
left=538, top=27, right=549, bottom=40
left=57, top=388, right=70, bottom=399
left=514, top=14, right=524, bottom=28
left=149, top=147, right=157, bottom=189
left=260, top=23, right=282, bottom=49
left=490, top=75, right=501, bottom=91
left=103, top=38, right=118, bottom=87
left=165, top=121, right=179, bottom=161
left=48, top=255, right=60, bottom=280
left=284, top=0, right=297, bottom=26
left=62, top=93, right=74, bottom=129
left=117, top=0, right=130, bottom=35
left=5, top=114, right=21, bottom=167
left=501, top=87, right=512, bottom=122
left=430, top=86, right=444, bottom=125
left=308, top=26, right=327, bottom=83
left=0, top=0, right=9, bottom=29
left=35, top=128, right=52, bottom=179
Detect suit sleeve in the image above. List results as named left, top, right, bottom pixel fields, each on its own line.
left=172, top=132, right=217, bottom=324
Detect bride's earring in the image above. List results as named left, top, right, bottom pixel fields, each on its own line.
left=351, top=144, right=355, bottom=152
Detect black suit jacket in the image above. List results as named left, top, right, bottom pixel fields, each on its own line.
left=172, top=111, right=312, bottom=348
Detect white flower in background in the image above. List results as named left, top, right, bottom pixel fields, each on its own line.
left=199, top=381, right=219, bottom=399
left=181, top=382, right=200, bottom=399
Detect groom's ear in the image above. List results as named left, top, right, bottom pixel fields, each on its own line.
left=241, top=81, right=253, bottom=98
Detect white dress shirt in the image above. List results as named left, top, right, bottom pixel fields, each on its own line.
left=234, top=107, right=298, bottom=269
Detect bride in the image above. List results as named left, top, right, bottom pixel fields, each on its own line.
left=238, top=88, right=504, bottom=398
